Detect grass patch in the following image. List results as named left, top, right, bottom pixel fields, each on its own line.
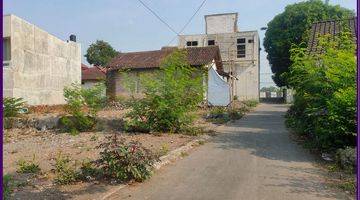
left=3, top=174, right=13, bottom=200
left=53, top=153, right=79, bottom=185
left=16, top=156, right=41, bottom=174
left=180, top=152, right=189, bottom=157
left=157, top=143, right=170, bottom=157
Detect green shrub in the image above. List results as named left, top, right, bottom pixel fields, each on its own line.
left=335, top=147, right=356, bottom=173
left=16, top=155, right=41, bottom=174
left=209, top=107, right=227, bottom=116
left=228, top=108, right=244, bottom=120
left=62, top=83, right=105, bottom=133
left=79, top=159, right=100, bottom=181
left=123, top=50, right=205, bottom=133
left=3, top=174, right=12, bottom=200
left=53, top=153, right=79, bottom=185
left=3, top=97, right=26, bottom=117
left=97, top=134, right=157, bottom=182
left=286, top=32, right=356, bottom=151
left=207, top=106, right=247, bottom=124
left=59, top=115, right=95, bottom=134
left=242, top=100, right=259, bottom=108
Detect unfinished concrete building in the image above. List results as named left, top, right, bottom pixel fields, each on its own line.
left=179, top=13, right=260, bottom=100
left=3, top=14, right=81, bottom=105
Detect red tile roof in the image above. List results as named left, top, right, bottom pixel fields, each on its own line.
left=81, top=64, right=106, bottom=81
left=106, top=46, right=224, bottom=73
left=308, top=17, right=357, bottom=53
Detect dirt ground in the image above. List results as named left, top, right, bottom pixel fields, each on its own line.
left=4, top=127, right=195, bottom=200
left=3, top=105, right=222, bottom=199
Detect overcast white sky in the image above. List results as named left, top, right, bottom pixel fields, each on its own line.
left=4, top=0, right=357, bottom=87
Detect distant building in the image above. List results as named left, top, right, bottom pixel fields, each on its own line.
left=178, top=13, right=260, bottom=101
left=81, top=64, right=106, bottom=89
left=3, top=14, right=81, bottom=105
left=106, top=46, right=232, bottom=106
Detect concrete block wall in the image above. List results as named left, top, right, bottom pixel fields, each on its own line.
left=205, top=13, right=238, bottom=34
left=3, top=15, right=81, bottom=105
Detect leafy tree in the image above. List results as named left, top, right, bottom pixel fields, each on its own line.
left=85, top=40, right=118, bottom=66
left=286, top=32, right=356, bottom=150
left=260, top=86, right=280, bottom=92
left=263, top=0, right=354, bottom=86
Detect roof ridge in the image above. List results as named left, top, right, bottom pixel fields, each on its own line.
left=119, top=48, right=176, bottom=55
left=311, top=17, right=356, bottom=25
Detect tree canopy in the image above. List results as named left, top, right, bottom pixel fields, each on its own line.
left=263, top=0, right=354, bottom=86
left=85, top=40, right=118, bottom=66
left=260, top=86, right=281, bottom=93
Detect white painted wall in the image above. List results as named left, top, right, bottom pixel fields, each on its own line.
left=3, top=15, right=81, bottom=105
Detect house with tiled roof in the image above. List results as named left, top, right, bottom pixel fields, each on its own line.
left=307, top=17, right=357, bottom=53
left=106, top=46, right=232, bottom=106
left=81, top=64, right=106, bottom=89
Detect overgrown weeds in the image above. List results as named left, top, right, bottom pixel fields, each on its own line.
left=206, top=103, right=252, bottom=124
left=242, top=100, right=259, bottom=108
left=3, top=174, right=12, bottom=200
left=285, top=32, right=356, bottom=194
left=123, top=50, right=205, bottom=133
left=53, top=153, right=79, bottom=185
left=156, top=143, right=170, bottom=157
left=79, top=159, right=100, bottom=181
left=96, top=134, right=158, bottom=182
left=60, top=82, right=106, bottom=133
left=286, top=32, right=356, bottom=151
left=3, top=97, right=27, bottom=117
left=16, top=155, right=41, bottom=174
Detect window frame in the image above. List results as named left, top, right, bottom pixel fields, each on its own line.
left=186, top=40, right=198, bottom=47
left=3, top=37, right=11, bottom=62
left=236, top=38, right=246, bottom=58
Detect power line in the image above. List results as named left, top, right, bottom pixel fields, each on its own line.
left=137, top=0, right=179, bottom=36
left=167, top=0, right=207, bottom=45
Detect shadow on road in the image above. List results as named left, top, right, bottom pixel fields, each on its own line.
left=210, top=104, right=349, bottom=200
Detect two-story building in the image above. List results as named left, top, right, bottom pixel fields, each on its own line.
left=178, top=13, right=260, bottom=100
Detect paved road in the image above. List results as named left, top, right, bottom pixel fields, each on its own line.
left=106, top=104, right=350, bottom=200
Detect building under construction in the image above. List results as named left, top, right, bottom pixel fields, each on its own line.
left=178, top=13, right=260, bottom=101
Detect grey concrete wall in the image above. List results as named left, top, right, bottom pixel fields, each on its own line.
left=205, top=13, right=238, bottom=34
left=82, top=81, right=99, bottom=90
left=3, top=15, right=81, bottom=105
left=110, top=69, right=156, bottom=98
left=178, top=31, right=260, bottom=100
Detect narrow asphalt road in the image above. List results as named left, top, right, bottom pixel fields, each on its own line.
left=106, top=103, right=350, bottom=200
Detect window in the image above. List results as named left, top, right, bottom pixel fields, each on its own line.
left=186, top=41, right=198, bottom=47
left=3, top=38, right=11, bottom=62
left=237, top=38, right=246, bottom=58
left=237, top=38, right=246, bottom=44
left=248, top=39, right=254, bottom=43
left=208, top=40, right=215, bottom=46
